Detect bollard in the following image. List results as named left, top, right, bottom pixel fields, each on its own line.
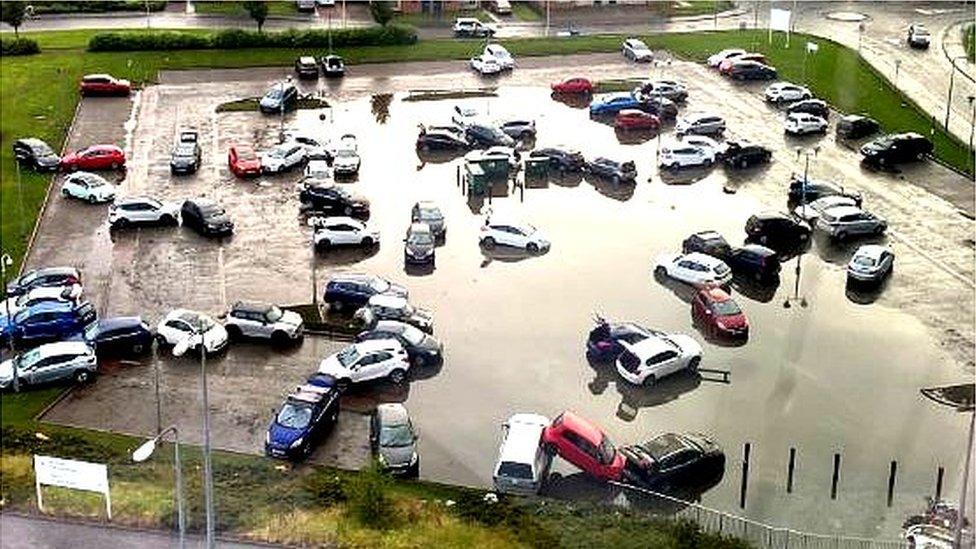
left=739, top=442, right=751, bottom=509
left=830, top=453, right=841, bottom=500
left=936, top=466, right=945, bottom=500
left=787, top=447, right=796, bottom=493
left=887, top=461, right=897, bottom=507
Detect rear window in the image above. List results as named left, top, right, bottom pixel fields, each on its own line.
left=498, top=461, right=533, bottom=479
left=619, top=350, right=641, bottom=373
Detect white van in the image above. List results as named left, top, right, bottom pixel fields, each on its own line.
left=493, top=413, right=552, bottom=495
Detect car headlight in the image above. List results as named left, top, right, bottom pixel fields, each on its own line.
left=409, top=452, right=419, bottom=466
left=378, top=454, right=387, bottom=466
left=265, top=432, right=270, bottom=444
left=290, top=437, right=304, bottom=449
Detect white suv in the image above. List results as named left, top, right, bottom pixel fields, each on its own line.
left=224, top=301, right=303, bottom=345
left=654, top=252, right=732, bottom=287
left=312, top=216, right=379, bottom=250
left=480, top=218, right=550, bottom=252
left=658, top=142, right=715, bottom=169
left=675, top=113, right=726, bottom=136
left=318, top=339, right=410, bottom=386
left=622, top=38, right=653, bottom=62
left=261, top=141, right=307, bottom=174
left=109, top=196, right=181, bottom=228
left=484, top=43, right=515, bottom=70
left=616, top=332, right=702, bottom=386
left=493, top=413, right=552, bottom=496
left=784, top=112, right=828, bottom=135
left=155, top=309, right=229, bottom=354
left=62, top=172, right=116, bottom=203
left=764, top=82, right=812, bottom=104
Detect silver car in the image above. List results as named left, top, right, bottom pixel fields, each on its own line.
left=411, top=201, right=445, bottom=237
left=371, top=403, right=419, bottom=477
left=816, top=205, right=887, bottom=240
left=0, top=341, right=97, bottom=389
left=223, top=302, right=303, bottom=345
left=847, top=245, right=894, bottom=283
left=675, top=113, right=726, bottom=136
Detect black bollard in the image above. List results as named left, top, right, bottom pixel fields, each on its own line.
left=830, top=453, right=841, bottom=500
left=936, top=466, right=945, bottom=501
left=787, top=447, right=796, bottom=493
left=739, top=442, right=751, bottom=509
left=887, top=461, right=897, bottom=507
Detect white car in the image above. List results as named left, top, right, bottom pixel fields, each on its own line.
left=484, top=43, right=515, bottom=70
left=470, top=54, right=502, bottom=75
left=312, top=216, right=379, bottom=249
left=622, top=38, right=653, bottom=62
left=680, top=135, right=719, bottom=154
left=707, top=48, right=746, bottom=67
left=480, top=218, right=550, bottom=252
left=286, top=133, right=331, bottom=160
left=304, top=159, right=331, bottom=181
left=658, top=141, right=715, bottom=169
left=493, top=413, right=552, bottom=496
left=155, top=309, right=229, bottom=354
left=332, top=134, right=360, bottom=175
left=61, top=172, right=116, bottom=203
left=764, top=82, right=812, bottom=104
left=675, top=112, right=726, bottom=136
left=654, top=252, right=732, bottom=287
left=317, top=339, right=411, bottom=386
left=109, top=196, right=181, bottom=228
left=847, top=244, right=895, bottom=283
left=224, top=301, right=303, bottom=344
left=615, top=332, right=702, bottom=386
left=261, top=142, right=307, bottom=173
left=452, top=105, right=482, bottom=127
left=1, top=285, right=83, bottom=318
left=784, top=112, right=828, bottom=135
left=793, top=195, right=859, bottom=221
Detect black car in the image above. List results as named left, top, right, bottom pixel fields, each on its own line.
left=585, top=157, right=637, bottom=182
left=82, top=316, right=154, bottom=358
left=836, top=115, right=880, bottom=140
left=294, top=56, right=319, bottom=79
left=745, top=212, right=811, bottom=247
left=13, top=138, right=60, bottom=171
left=356, top=320, right=443, bottom=366
left=681, top=231, right=731, bottom=259
left=323, top=274, right=408, bottom=312
left=170, top=131, right=201, bottom=174
left=264, top=374, right=341, bottom=461
left=619, top=432, right=725, bottom=489
left=6, top=267, right=81, bottom=298
left=728, top=61, right=777, bottom=81
left=721, top=141, right=771, bottom=169
left=259, top=83, right=299, bottom=114
left=786, top=99, right=829, bottom=118
left=635, top=81, right=688, bottom=103
left=787, top=174, right=862, bottom=206
left=320, top=55, right=345, bottom=77
left=726, top=244, right=781, bottom=280
left=639, top=96, right=679, bottom=120
left=299, top=182, right=370, bottom=217
left=529, top=147, right=585, bottom=172
left=465, top=123, right=515, bottom=148
left=860, top=132, right=933, bottom=166
left=181, top=199, right=234, bottom=237
left=416, top=129, right=469, bottom=151
left=499, top=119, right=537, bottom=140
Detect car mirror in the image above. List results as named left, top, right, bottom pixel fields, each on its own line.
left=172, top=339, right=190, bottom=357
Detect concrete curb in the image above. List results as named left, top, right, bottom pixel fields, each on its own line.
left=940, top=19, right=975, bottom=84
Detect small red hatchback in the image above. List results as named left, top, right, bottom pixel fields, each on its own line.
left=551, top=77, right=593, bottom=94
left=228, top=145, right=262, bottom=177
left=59, top=145, right=126, bottom=172
left=691, top=287, right=749, bottom=338
left=80, top=74, right=131, bottom=96
left=541, top=411, right=626, bottom=482
left=614, top=109, right=661, bottom=130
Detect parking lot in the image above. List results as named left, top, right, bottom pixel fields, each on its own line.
left=25, top=52, right=974, bottom=536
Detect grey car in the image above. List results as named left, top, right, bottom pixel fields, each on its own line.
left=404, top=223, right=436, bottom=265
left=847, top=244, right=894, bottom=283
left=371, top=403, right=419, bottom=477
left=223, top=301, right=303, bottom=345
left=815, top=205, right=887, bottom=241
left=170, top=131, right=201, bottom=174
left=0, top=341, right=97, bottom=389
left=411, top=201, right=445, bottom=237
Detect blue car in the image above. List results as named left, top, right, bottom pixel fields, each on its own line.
left=323, top=274, right=407, bottom=313
left=265, top=374, right=342, bottom=460
left=3, top=301, right=97, bottom=348
left=585, top=317, right=663, bottom=362
left=83, top=316, right=154, bottom=358
left=589, top=93, right=643, bottom=116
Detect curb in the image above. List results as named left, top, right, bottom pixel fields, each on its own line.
left=940, top=19, right=975, bottom=84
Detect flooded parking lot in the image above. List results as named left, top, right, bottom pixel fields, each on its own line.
left=27, top=53, right=973, bottom=536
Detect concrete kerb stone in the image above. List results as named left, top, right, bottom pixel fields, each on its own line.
left=941, top=19, right=975, bottom=84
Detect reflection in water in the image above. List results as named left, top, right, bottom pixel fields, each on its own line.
left=480, top=243, right=547, bottom=267
left=846, top=275, right=891, bottom=305
left=811, top=231, right=889, bottom=267
left=315, top=244, right=380, bottom=266
left=730, top=273, right=780, bottom=304
left=544, top=462, right=724, bottom=509
left=583, top=174, right=636, bottom=202
left=550, top=92, right=592, bottom=110
left=585, top=355, right=703, bottom=422
left=659, top=165, right=714, bottom=186
left=370, top=93, right=393, bottom=124
left=615, top=127, right=658, bottom=145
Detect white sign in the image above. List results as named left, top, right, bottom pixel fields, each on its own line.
left=806, top=41, right=819, bottom=53
left=34, top=455, right=111, bottom=518
left=769, top=8, right=791, bottom=32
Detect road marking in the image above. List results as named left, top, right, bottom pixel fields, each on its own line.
left=218, top=245, right=227, bottom=310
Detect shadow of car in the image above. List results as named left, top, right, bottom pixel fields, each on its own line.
left=583, top=173, right=636, bottom=202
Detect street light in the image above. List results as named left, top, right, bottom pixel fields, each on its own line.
left=945, top=55, right=968, bottom=130
left=1, top=253, right=18, bottom=393
left=132, top=425, right=185, bottom=549
left=784, top=147, right=818, bottom=309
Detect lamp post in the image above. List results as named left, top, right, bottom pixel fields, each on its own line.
left=784, top=147, right=818, bottom=310
left=1, top=253, right=17, bottom=392
left=132, top=425, right=185, bottom=549
left=945, top=55, right=968, bottom=130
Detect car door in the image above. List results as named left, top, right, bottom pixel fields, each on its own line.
left=26, top=355, right=56, bottom=384
left=560, top=431, right=603, bottom=477
left=357, top=351, right=389, bottom=381
left=673, top=260, right=695, bottom=282
left=162, top=319, right=190, bottom=345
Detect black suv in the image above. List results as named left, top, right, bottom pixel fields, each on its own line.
left=417, top=129, right=469, bottom=151
left=722, top=141, right=771, bottom=169
left=745, top=212, right=811, bottom=248
left=682, top=231, right=731, bottom=259
left=726, top=244, right=781, bottom=281
left=299, top=182, right=370, bottom=217
left=465, top=124, right=515, bottom=148
left=323, top=274, right=407, bottom=312
left=83, top=316, right=154, bottom=358
left=786, top=99, right=829, bottom=118
left=836, top=115, right=879, bottom=140
left=787, top=174, right=862, bottom=206
left=728, top=61, right=777, bottom=80
left=181, top=199, right=234, bottom=237
left=585, top=157, right=637, bottom=182
left=530, top=147, right=585, bottom=172
left=13, top=138, right=60, bottom=171
left=860, top=132, right=933, bottom=166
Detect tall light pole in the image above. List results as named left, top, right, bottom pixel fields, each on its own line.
left=945, top=55, right=967, bottom=130
left=1, top=253, right=17, bottom=392
left=785, top=147, right=818, bottom=310
left=132, top=425, right=185, bottom=549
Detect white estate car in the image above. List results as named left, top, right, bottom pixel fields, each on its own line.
left=109, top=196, right=181, bottom=228
left=707, top=48, right=746, bottom=67
left=658, top=141, right=715, bottom=169
left=493, top=413, right=552, bottom=496
left=654, top=252, right=732, bottom=287
left=793, top=195, right=859, bottom=221
left=470, top=54, right=503, bottom=75
left=223, top=301, right=304, bottom=344
left=764, top=82, right=812, bottom=103
left=261, top=141, right=307, bottom=173
left=480, top=218, right=550, bottom=252
left=155, top=309, right=229, bottom=354
left=1, top=285, right=83, bottom=318
left=318, top=339, right=411, bottom=386
left=784, top=112, right=828, bottom=135
left=622, top=38, right=653, bottom=62
left=332, top=134, right=360, bottom=175
left=484, top=43, right=515, bottom=70
left=615, top=332, right=702, bottom=386
left=61, top=172, right=116, bottom=203
left=312, top=216, right=380, bottom=249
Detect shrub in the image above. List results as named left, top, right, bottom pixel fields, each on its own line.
left=0, top=37, right=39, bottom=56
left=303, top=471, right=348, bottom=505
left=346, top=461, right=396, bottom=529
left=88, top=31, right=210, bottom=52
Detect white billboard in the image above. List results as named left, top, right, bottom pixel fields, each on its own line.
left=34, top=455, right=111, bottom=518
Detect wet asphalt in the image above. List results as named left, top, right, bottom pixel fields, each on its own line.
left=25, top=53, right=975, bottom=537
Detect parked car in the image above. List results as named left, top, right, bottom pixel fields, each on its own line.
left=60, top=145, right=125, bottom=172
left=312, top=216, right=380, bottom=250
left=318, top=339, right=411, bottom=386
left=658, top=141, right=715, bottom=169
left=61, top=172, right=116, bottom=203
left=6, top=267, right=81, bottom=298
left=332, top=134, right=361, bottom=175
left=634, top=80, right=688, bottom=103
left=371, top=403, right=420, bottom=476
left=654, top=252, right=732, bottom=288
left=787, top=99, right=829, bottom=118
left=763, top=82, right=812, bottom=104
left=586, top=157, right=637, bottom=182
left=727, top=60, right=777, bottom=80
left=155, top=309, right=228, bottom=354
left=622, top=38, right=653, bottom=62
left=299, top=181, right=370, bottom=217
left=453, top=17, right=495, bottom=38
left=707, top=48, right=746, bottom=67
left=404, top=222, right=435, bottom=265
left=726, top=244, right=781, bottom=281
left=589, top=93, right=643, bottom=116
left=358, top=295, right=433, bottom=334
left=682, top=231, right=731, bottom=259
left=265, top=378, right=341, bottom=460
left=692, top=287, right=748, bottom=339
left=1, top=285, right=82, bottom=321
left=6, top=301, right=97, bottom=348
left=744, top=212, right=811, bottom=247
left=836, top=114, right=880, bottom=140
left=261, top=142, right=307, bottom=174
left=170, top=130, right=201, bottom=174
left=493, top=413, right=552, bottom=495
left=816, top=205, right=887, bottom=240
left=551, top=77, right=593, bottom=94
left=287, top=132, right=333, bottom=161
left=675, top=113, right=725, bottom=136
left=617, top=432, right=725, bottom=489
left=0, top=342, right=97, bottom=389
left=12, top=138, right=60, bottom=171
left=721, top=141, right=771, bottom=169
left=586, top=318, right=664, bottom=362
left=181, top=199, right=233, bottom=237
left=109, top=196, right=180, bottom=228
left=529, top=147, right=585, bottom=172
left=416, top=128, right=470, bottom=151
left=541, top=411, right=626, bottom=481
left=228, top=144, right=262, bottom=177
left=784, top=112, right=828, bottom=135
left=452, top=105, right=482, bottom=127
left=847, top=244, right=894, bottom=283
left=470, top=54, right=503, bottom=75
left=82, top=316, right=153, bottom=358
left=499, top=119, right=536, bottom=140
left=356, top=320, right=442, bottom=366
left=79, top=74, right=130, bottom=96
left=483, top=43, right=515, bottom=70
left=860, top=132, right=932, bottom=166
left=788, top=174, right=862, bottom=206
left=294, top=56, right=319, bottom=79
left=259, top=82, right=298, bottom=114
left=907, top=23, right=930, bottom=48
left=719, top=53, right=766, bottom=74
left=411, top=201, right=446, bottom=238
left=320, top=54, right=345, bottom=77
left=224, top=302, right=303, bottom=345
left=614, top=109, right=660, bottom=131
left=793, top=195, right=860, bottom=222
left=304, top=159, right=331, bottom=181
left=465, top=123, right=515, bottom=148
left=323, top=274, right=407, bottom=313
left=638, top=95, right=679, bottom=120
left=481, top=218, right=550, bottom=252
left=616, top=330, right=702, bottom=386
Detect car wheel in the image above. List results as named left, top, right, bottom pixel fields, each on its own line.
left=225, top=325, right=242, bottom=341
left=111, top=162, right=119, bottom=170
left=688, top=356, right=701, bottom=372
left=654, top=266, right=667, bottom=278
left=74, top=370, right=93, bottom=384
left=317, top=239, right=331, bottom=250
left=388, top=368, right=406, bottom=385
left=361, top=237, right=374, bottom=247
left=873, top=225, right=885, bottom=235
left=482, top=236, right=496, bottom=248
left=526, top=242, right=539, bottom=253
left=111, top=217, right=130, bottom=230
left=159, top=214, right=175, bottom=225
left=739, top=159, right=748, bottom=169
left=337, top=378, right=351, bottom=391
left=271, top=331, right=289, bottom=346
left=87, top=194, right=98, bottom=204
left=154, top=334, right=169, bottom=347
left=421, top=142, right=430, bottom=152
left=835, top=231, right=847, bottom=241
left=642, top=374, right=657, bottom=387
left=343, top=206, right=352, bottom=215
left=330, top=300, right=343, bottom=313
left=413, top=354, right=427, bottom=367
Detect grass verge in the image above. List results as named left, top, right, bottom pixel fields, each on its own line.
left=193, top=1, right=300, bottom=18
left=394, top=9, right=491, bottom=28
left=670, top=1, right=735, bottom=17
left=965, top=24, right=974, bottom=64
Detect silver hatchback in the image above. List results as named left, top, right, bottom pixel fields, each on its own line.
left=0, top=341, right=97, bottom=389
left=816, top=205, right=887, bottom=240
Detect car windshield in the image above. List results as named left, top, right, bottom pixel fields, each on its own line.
left=237, top=149, right=257, bottom=161
left=368, top=278, right=390, bottom=292
left=380, top=423, right=414, bottom=447
left=597, top=434, right=617, bottom=465
left=16, top=348, right=42, bottom=369
left=641, top=433, right=686, bottom=461
left=266, top=88, right=284, bottom=100
left=179, top=312, right=214, bottom=332
left=266, top=306, right=283, bottom=322
left=337, top=346, right=361, bottom=367
left=399, top=325, right=425, bottom=346
left=84, top=177, right=106, bottom=187
left=713, top=299, right=741, bottom=316
left=268, top=148, right=287, bottom=159
left=853, top=256, right=876, bottom=267
left=409, top=231, right=434, bottom=246
left=276, top=402, right=312, bottom=429
left=419, top=207, right=442, bottom=220
left=498, top=461, right=533, bottom=479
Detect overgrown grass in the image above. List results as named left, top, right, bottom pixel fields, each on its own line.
left=965, top=24, right=974, bottom=63
left=510, top=2, right=542, bottom=22
left=193, top=1, right=300, bottom=18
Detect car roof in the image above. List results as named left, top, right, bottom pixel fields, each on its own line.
left=186, top=198, right=218, bottom=208
left=298, top=56, right=316, bottom=64
left=352, top=338, right=403, bottom=352
left=116, top=196, right=160, bottom=206
left=23, top=266, right=79, bottom=278
left=738, top=244, right=776, bottom=256
left=553, top=410, right=606, bottom=446
left=18, top=137, right=51, bottom=148
left=330, top=273, right=376, bottom=284
left=622, top=334, right=674, bottom=358
left=83, top=73, right=113, bottom=80
left=853, top=244, right=890, bottom=259
left=699, top=286, right=732, bottom=302
left=232, top=301, right=273, bottom=314
left=97, top=316, right=144, bottom=330
left=691, top=230, right=725, bottom=241
left=822, top=205, right=863, bottom=217
left=368, top=294, right=408, bottom=308
left=682, top=252, right=726, bottom=267
left=373, top=320, right=412, bottom=332
left=321, top=216, right=363, bottom=227
left=27, top=341, right=93, bottom=358
left=754, top=210, right=791, bottom=220
left=415, top=200, right=440, bottom=209
left=377, top=402, right=410, bottom=425
left=500, top=413, right=550, bottom=464
left=618, top=109, right=648, bottom=116
left=409, top=222, right=432, bottom=234
left=24, top=300, right=77, bottom=314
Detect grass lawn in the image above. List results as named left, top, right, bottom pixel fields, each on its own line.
left=670, top=1, right=735, bottom=17
left=965, top=24, right=974, bottom=63
left=394, top=9, right=492, bottom=28
left=510, top=2, right=542, bottom=22
left=193, top=1, right=300, bottom=18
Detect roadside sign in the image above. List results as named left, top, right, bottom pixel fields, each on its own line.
left=33, top=455, right=111, bottom=519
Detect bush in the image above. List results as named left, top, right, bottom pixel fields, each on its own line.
left=346, top=461, right=396, bottom=529
left=88, top=31, right=211, bottom=52
left=1, top=38, right=39, bottom=56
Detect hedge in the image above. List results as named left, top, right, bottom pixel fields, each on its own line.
left=87, top=25, right=419, bottom=52
left=0, top=38, right=40, bottom=56
left=28, top=1, right=166, bottom=14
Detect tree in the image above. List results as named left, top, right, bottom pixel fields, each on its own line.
left=369, top=1, right=394, bottom=27
left=242, top=1, right=268, bottom=32
left=1, top=1, right=28, bottom=38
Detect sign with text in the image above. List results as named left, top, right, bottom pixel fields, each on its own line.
left=34, top=455, right=111, bottom=518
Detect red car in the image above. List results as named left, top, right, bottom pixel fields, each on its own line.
left=719, top=53, right=766, bottom=75
left=614, top=109, right=660, bottom=130
left=691, top=287, right=749, bottom=338
left=59, top=145, right=126, bottom=172
left=228, top=144, right=262, bottom=177
left=541, top=411, right=626, bottom=482
left=551, top=77, right=593, bottom=94
left=80, top=74, right=131, bottom=97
